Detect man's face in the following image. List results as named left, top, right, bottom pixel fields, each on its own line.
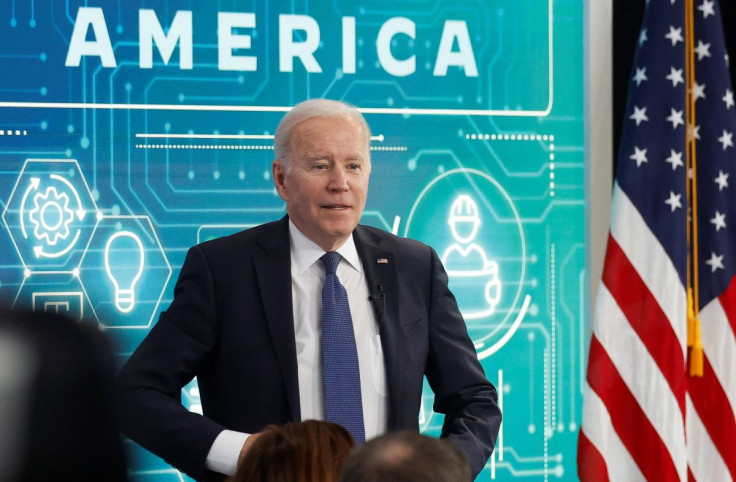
left=273, top=115, right=371, bottom=251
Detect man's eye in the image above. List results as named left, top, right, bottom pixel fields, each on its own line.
left=314, top=164, right=327, bottom=170
left=348, top=163, right=360, bottom=170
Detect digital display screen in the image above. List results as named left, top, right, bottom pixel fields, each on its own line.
left=0, top=1, right=585, bottom=479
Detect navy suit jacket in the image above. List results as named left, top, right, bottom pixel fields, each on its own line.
left=116, top=217, right=501, bottom=480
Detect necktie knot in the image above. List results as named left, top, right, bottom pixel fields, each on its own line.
left=321, top=251, right=341, bottom=275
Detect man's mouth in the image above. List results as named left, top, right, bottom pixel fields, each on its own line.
left=322, top=204, right=350, bottom=210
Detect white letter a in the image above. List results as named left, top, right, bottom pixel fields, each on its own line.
left=65, top=7, right=116, bottom=67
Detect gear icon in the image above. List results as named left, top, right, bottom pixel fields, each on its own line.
left=28, top=186, right=75, bottom=246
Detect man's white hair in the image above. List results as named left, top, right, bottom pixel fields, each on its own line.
left=273, top=99, right=371, bottom=168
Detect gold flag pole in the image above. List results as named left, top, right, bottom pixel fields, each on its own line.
left=685, top=0, right=703, bottom=377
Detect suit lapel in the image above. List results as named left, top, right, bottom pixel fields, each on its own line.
left=353, top=226, right=403, bottom=429
left=253, top=218, right=301, bottom=422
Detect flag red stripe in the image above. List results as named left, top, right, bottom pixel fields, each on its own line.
left=717, top=274, right=736, bottom=336
left=602, top=234, right=687, bottom=415
left=587, top=336, right=680, bottom=482
left=577, top=430, right=610, bottom=482
left=687, top=355, right=736, bottom=480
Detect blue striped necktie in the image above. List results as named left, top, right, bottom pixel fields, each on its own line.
left=320, top=251, right=365, bottom=444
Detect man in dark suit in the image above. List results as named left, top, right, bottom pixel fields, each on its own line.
left=116, top=99, right=502, bottom=481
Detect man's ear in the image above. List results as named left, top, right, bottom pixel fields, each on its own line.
left=272, top=160, right=288, bottom=201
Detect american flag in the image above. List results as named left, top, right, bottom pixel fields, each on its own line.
left=578, top=0, right=736, bottom=480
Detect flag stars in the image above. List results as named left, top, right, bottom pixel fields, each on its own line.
left=665, top=149, right=684, bottom=170
left=698, top=0, right=715, bottom=18
left=633, top=67, right=648, bottom=86
left=710, top=211, right=726, bottom=231
left=665, top=26, right=684, bottom=46
left=639, top=28, right=648, bottom=46
left=694, top=40, right=711, bottom=61
left=692, top=82, right=706, bottom=101
left=705, top=252, right=724, bottom=272
left=718, top=129, right=734, bottom=150
left=665, top=191, right=682, bottom=212
left=630, top=106, right=649, bottom=125
left=667, top=67, right=685, bottom=87
left=715, top=170, right=730, bottom=190
left=630, top=146, right=648, bottom=166
left=666, top=108, right=685, bottom=129
left=723, top=89, right=735, bottom=109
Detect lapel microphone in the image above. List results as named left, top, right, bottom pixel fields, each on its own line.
left=368, top=285, right=385, bottom=301
left=368, top=285, right=386, bottom=329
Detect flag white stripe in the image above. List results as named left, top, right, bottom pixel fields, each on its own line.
left=686, top=395, right=731, bottom=482
left=698, top=298, right=736, bottom=416
left=581, top=382, right=646, bottom=482
left=610, top=184, right=688, bottom=356
left=595, top=286, right=687, bottom=478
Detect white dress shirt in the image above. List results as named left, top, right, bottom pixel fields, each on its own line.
left=205, top=221, right=387, bottom=475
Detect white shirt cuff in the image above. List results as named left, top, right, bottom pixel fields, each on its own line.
left=205, top=430, right=250, bottom=475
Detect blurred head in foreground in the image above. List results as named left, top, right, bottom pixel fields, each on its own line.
left=231, top=420, right=355, bottom=482
left=340, top=430, right=470, bottom=482
left=0, top=308, right=127, bottom=481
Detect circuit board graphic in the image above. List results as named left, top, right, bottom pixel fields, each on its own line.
left=0, top=1, right=585, bottom=480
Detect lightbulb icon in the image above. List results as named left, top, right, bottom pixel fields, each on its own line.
left=104, top=231, right=145, bottom=314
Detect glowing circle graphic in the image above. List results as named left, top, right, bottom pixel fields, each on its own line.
left=404, top=168, right=527, bottom=360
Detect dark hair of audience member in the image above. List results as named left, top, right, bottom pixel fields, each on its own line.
left=0, top=307, right=128, bottom=481
left=230, top=420, right=355, bottom=482
left=339, top=430, right=471, bottom=482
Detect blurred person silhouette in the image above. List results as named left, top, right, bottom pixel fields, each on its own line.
left=227, top=420, right=354, bottom=482
left=0, top=308, right=127, bottom=481
left=339, top=430, right=470, bottom=482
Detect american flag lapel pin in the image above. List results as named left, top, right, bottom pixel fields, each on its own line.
left=377, top=258, right=389, bottom=264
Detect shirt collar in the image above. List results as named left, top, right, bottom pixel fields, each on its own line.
left=289, top=220, right=362, bottom=275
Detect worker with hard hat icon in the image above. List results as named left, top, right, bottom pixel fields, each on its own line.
left=441, top=195, right=502, bottom=320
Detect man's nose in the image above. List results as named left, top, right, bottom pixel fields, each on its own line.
left=329, top=168, right=349, bottom=190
